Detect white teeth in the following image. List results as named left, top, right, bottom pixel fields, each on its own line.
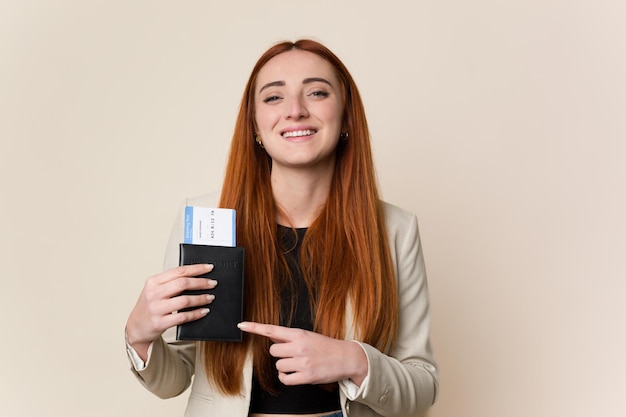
left=282, top=129, right=315, bottom=138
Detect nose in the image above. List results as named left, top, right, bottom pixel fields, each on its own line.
left=285, top=96, right=309, bottom=119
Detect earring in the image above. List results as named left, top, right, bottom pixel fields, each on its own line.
left=255, top=134, right=264, bottom=148
left=340, top=132, right=349, bottom=141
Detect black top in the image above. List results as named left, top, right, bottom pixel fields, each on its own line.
left=248, top=226, right=341, bottom=414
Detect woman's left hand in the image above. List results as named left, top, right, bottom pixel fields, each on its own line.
left=238, top=321, right=368, bottom=386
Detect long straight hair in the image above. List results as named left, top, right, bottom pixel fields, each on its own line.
left=204, top=39, right=398, bottom=395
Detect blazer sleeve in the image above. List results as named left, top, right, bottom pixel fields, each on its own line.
left=341, top=205, right=438, bottom=416
left=128, top=193, right=221, bottom=398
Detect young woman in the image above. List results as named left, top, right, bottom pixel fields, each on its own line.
left=125, top=39, right=438, bottom=417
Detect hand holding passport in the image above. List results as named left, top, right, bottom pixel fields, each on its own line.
left=176, top=207, right=244, bottom=342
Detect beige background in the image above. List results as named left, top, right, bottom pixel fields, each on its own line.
left=1, top=1, right=624, bottom=416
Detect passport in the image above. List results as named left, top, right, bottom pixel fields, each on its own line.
left=176, top=244, right=245, bottom=341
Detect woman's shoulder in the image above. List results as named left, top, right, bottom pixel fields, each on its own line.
left=381, top=200, right=417, bottom=228
left=380, top=201, right=424, bottom=266
left=381, top=200, right=423, bottom=250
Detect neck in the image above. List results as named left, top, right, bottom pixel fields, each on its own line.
left=271, top=165, right=334, bottom=228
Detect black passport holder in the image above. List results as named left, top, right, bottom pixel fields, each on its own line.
left=176, top=244, right=245, bottom=341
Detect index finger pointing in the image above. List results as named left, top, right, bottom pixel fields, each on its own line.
left=237, top=322, right=293, bottom=342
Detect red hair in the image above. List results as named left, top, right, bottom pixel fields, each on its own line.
left=204, top=39, right=398, bottom=395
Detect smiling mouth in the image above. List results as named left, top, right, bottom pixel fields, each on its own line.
left=281, top=129, right=317, bottom=138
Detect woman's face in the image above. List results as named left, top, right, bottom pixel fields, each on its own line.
left=254, top=50, right=344, bottom=173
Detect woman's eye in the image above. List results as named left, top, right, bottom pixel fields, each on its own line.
left=263, top=95, right=281, bottom=103
left=310, top=90, right=329, bottom=98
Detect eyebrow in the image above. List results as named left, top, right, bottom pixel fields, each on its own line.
left=258, top=77, right=333, bottom=93
left=303, top=77, right=332, bottom=86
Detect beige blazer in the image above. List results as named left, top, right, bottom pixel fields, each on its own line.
left=129, top=192, right=438, bottom=417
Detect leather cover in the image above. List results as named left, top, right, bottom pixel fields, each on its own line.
left=176, top=244, right=245, bottom=341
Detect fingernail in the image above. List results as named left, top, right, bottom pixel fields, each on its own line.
left=237, top=322, right=248, bottom=330
left=208, top=279, right=218, bottom=286
left=204, top=264, right=214, bottom=270
left=206, top=294, right=215, bottom=301
left=200, top=308, right=210, bottom=315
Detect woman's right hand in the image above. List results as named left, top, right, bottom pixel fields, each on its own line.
left=125, top=264, right=217, bottom=360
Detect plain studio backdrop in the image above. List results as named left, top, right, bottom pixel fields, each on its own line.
left=1, top=1, right=624, bottom=416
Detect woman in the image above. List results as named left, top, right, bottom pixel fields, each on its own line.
left=125, top=39, right=438, bottom=417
